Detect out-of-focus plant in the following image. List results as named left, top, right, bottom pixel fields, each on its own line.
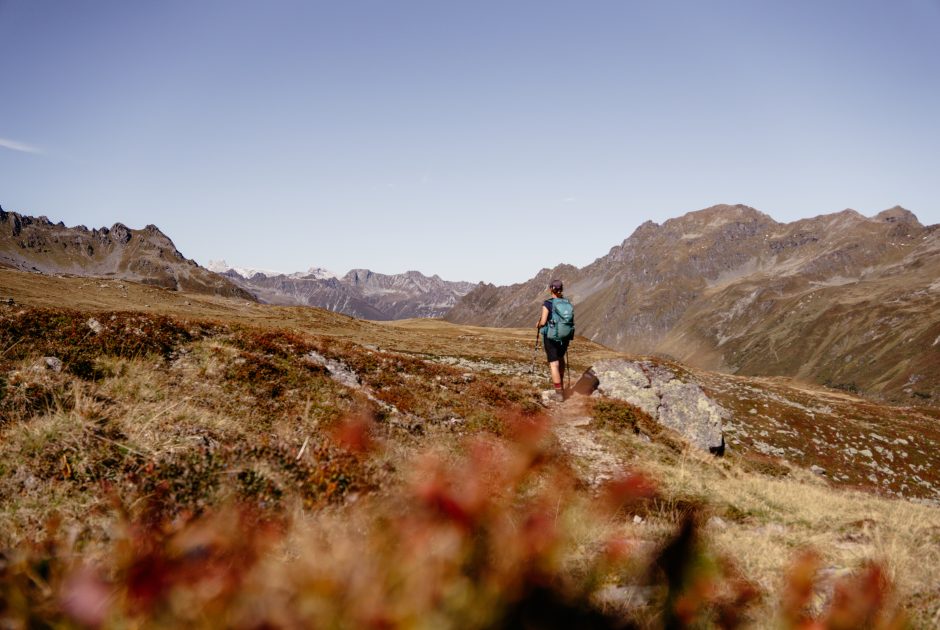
left=0, top=412, right=907, bottom=629
left=780, top=549, right=907, bottom=630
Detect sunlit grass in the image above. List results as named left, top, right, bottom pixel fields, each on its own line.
left=0, top=305, right=933, bottom=627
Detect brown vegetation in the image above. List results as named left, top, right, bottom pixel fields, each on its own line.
left=0, top=274, right=937, bottom=626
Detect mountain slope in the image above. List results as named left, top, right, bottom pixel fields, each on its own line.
left=0, top=206, right=254, bottom=300
left=446, top=204, right=940, bottom=403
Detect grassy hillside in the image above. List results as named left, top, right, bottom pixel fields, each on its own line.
left=1, top=269, right=938, bottom=627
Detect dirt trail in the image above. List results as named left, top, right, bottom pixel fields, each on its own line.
left=548, top=393, right=624, bottom=487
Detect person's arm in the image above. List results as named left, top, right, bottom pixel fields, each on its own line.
left=537, top=305, right=550, bottom=328
left=535, top=305, right=549, bottom=349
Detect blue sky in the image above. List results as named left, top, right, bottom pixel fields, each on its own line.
left=2, top=1, right=939, bottom=285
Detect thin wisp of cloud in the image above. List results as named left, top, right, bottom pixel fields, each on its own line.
left=0, top=136, right=42, bottom=154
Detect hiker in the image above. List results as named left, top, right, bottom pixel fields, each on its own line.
left=537, top=279, right=575, bottom=402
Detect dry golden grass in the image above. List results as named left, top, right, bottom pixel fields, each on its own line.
left=594, top=428, right=940, bottom=625
left=0, top=268, right=619, bottom=366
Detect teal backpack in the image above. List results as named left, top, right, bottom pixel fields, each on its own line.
left=543, top=298, right=575, bottom=343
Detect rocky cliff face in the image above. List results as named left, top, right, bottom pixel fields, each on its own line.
left=220, top=266, right=476, bottom=320
left=446, top=204, right=940, bottom=404
left=0, top=206, right=254, bottom=300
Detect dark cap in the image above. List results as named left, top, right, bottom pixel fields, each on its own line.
left=549, top=279, right=563, bottom=291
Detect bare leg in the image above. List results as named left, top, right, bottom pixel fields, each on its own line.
left=549, top=360, right=562, bottom=385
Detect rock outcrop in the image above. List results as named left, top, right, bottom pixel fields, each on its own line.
left=593, top=358, right=726, bottom=454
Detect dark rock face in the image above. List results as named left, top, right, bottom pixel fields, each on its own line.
left=593, top=358, right=725, bottom=453
left=447, top=204, right=940, bottom=404
left=226, top=268, right=475, bottom=320
left=110, top=223, right=132, bottom=244
left=0, top=207, right=25, bottom=238
left=0, top=204, right=254, bottom=301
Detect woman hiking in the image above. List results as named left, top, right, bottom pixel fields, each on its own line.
left=537, top=279, right=575, bottom=402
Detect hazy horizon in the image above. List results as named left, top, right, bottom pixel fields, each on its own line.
left=2, top=1, right=939, bottom=285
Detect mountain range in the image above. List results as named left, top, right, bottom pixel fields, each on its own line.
left=3, top=201, right=937, bottom=404
left=212, top=263, right=476, bottom=320
left=0, top=206, right=473, bottom=319
left=446, top=204, right=940, bottom=404
left=206, top=260, right=337, bottom=281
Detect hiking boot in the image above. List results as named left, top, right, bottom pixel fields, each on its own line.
left=551, top=390, right=565, bottom=403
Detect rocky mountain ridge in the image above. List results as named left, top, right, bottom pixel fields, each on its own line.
left=206, top=260, right=337, bottom=281
left=219, top=264, right=476, bottom=320
left=0, top=206, right=253, bottom=300
left=446, top=204, right=940, bottom=404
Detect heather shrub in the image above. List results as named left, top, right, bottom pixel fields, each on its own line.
left=0, top=413, right=908, bottom=628
left=592, top=397, right=687, bottom=452
left=593, top=398, right=653, bottom=433
left=311, top=337, right=541, bottom=430
left=0, top=307, right=217, bottom=380
left=127, top=437, right=376, bottom=518
left=0, top=308, right=918, bottom=627
left=0, top=365, right=73, bottom=425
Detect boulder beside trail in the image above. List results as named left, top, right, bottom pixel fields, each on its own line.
left=592, top=359, right=726, bottom=454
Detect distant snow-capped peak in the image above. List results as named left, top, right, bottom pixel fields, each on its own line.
left=298, top=267, right=338, bottom=280
left=206, top=259, right=337, bottom=280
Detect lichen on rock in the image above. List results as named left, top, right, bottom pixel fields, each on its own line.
left=592, top=358, right=726, bottom=453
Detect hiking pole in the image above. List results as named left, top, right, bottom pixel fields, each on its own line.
left=565, top=343, right=571, bottom=392
left=533, top=330, right=541, bottom=378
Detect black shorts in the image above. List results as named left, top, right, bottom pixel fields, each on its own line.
left=543, top=336, right=569, bottom=363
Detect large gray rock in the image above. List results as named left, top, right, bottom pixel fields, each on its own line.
left=592, top=360, right=661, bottom=417
left=593, top=358, right=725, bottom=454
left=303, top=351, right=360, bottom=389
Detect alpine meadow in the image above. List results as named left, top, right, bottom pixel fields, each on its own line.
left=2, top=2, right=940, bottom=628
